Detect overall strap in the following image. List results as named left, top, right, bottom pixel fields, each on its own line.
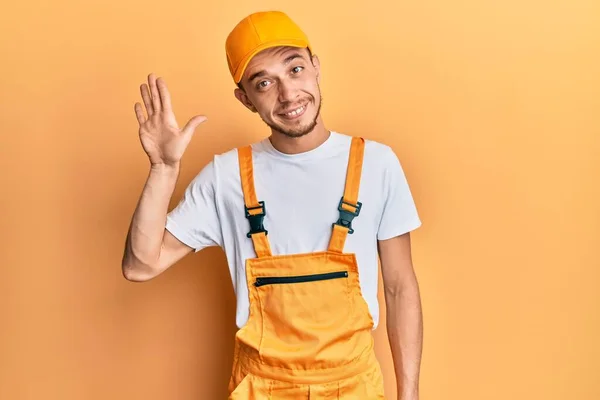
left=237, top=145, right=272, bottom=258
left=328, top=136, right=365, bottom=253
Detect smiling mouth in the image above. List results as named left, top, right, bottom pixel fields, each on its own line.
left=279, top=103, right=308, bottom=120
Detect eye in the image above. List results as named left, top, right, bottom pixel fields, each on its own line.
left=292, top=66, right=304, bottom=74
left=257, top=80, right=270, bottom=89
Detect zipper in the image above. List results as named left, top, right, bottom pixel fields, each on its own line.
left=254, top=270, right=348, bottom=287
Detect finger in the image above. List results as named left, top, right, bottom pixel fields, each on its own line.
left=140, top=84, right=154, bottom=116
left=156, top=77, right=172, bottom=111
left=182, top=115, right=208, bottom=134
left=148, top=73, right=162, bottom=113
left=134, top=102, right=146, bottom=125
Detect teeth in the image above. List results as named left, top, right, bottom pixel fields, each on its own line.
left=286, top=105, right=304, bottom=116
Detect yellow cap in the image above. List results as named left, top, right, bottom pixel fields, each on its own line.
left=225, top=11, right=312, bottom=84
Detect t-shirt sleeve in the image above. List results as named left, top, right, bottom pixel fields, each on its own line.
left=165, top=161, right=223, bottom=252
left=377, top=147, right=422, bottom=240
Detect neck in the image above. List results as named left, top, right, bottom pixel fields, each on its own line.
left=268, top=117, right=330, bottom=154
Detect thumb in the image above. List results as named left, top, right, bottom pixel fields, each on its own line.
left=182, top=115, right=207, bottom=134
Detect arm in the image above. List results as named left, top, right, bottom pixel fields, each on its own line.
left=378, top=232, right=423, bottom=400
left=121, top=73, right=208, bottom=281
left=121, top=162, right=194, bottom=282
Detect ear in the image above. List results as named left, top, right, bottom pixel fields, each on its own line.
left=234, top=87, right=257, bottom=113
left=311, top=53, right=321, bottom=83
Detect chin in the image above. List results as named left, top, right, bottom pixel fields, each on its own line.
left=275, top=115, right=318, bottom=138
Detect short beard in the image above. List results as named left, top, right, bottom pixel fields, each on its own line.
left=264, top=91, right=323, bottom=139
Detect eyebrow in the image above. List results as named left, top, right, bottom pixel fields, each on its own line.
left=247, top=53, right=305, bottom=84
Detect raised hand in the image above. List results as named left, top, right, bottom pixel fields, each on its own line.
left=134, top=73, right=207, bottom=167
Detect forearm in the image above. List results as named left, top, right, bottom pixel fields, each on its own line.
left=385, top=276, right=423, bottom=400
left=122, top=163, right=180, bottom=277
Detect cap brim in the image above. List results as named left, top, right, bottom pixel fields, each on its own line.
left=233, top=39, right=311, bottom=84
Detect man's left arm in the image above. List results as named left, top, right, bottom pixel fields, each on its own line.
left=378, top=232, right=423, bottom=400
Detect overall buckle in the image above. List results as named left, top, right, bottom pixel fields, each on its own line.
left=245, top=201, right=268, bottom=238
left=333, top=197, right=362, bottom=234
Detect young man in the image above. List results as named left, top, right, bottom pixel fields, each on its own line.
left=123, top=10, right=423, bottom=400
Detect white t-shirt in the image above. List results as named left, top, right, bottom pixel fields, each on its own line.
left=165, top=131, right=421, bottom=329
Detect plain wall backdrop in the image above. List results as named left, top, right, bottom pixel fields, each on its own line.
left=1, top=0, right=599, bottom=399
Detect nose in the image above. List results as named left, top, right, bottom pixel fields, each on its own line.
left=277, top=78, right=299, bottom=103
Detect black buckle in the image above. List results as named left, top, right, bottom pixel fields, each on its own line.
left=245, top=201, right=268, bottom=238
left=333, top=197, right=362, bottom=234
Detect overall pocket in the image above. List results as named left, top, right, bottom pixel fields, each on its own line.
left=253, top=268, right=354, bottom=368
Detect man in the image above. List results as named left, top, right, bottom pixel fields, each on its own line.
left=122, top=10, right=423, bottom=400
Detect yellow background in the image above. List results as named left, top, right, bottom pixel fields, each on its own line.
left=1, top=0, right=598, bottom=399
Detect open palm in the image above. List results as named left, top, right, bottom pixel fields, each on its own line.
left=134, top=73, right=207, bottom=166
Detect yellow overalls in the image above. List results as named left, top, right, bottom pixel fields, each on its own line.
left=228, top=137, right=386, bottom=399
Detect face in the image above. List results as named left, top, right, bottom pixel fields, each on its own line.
left=234, top=46, right=322, bottom=138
